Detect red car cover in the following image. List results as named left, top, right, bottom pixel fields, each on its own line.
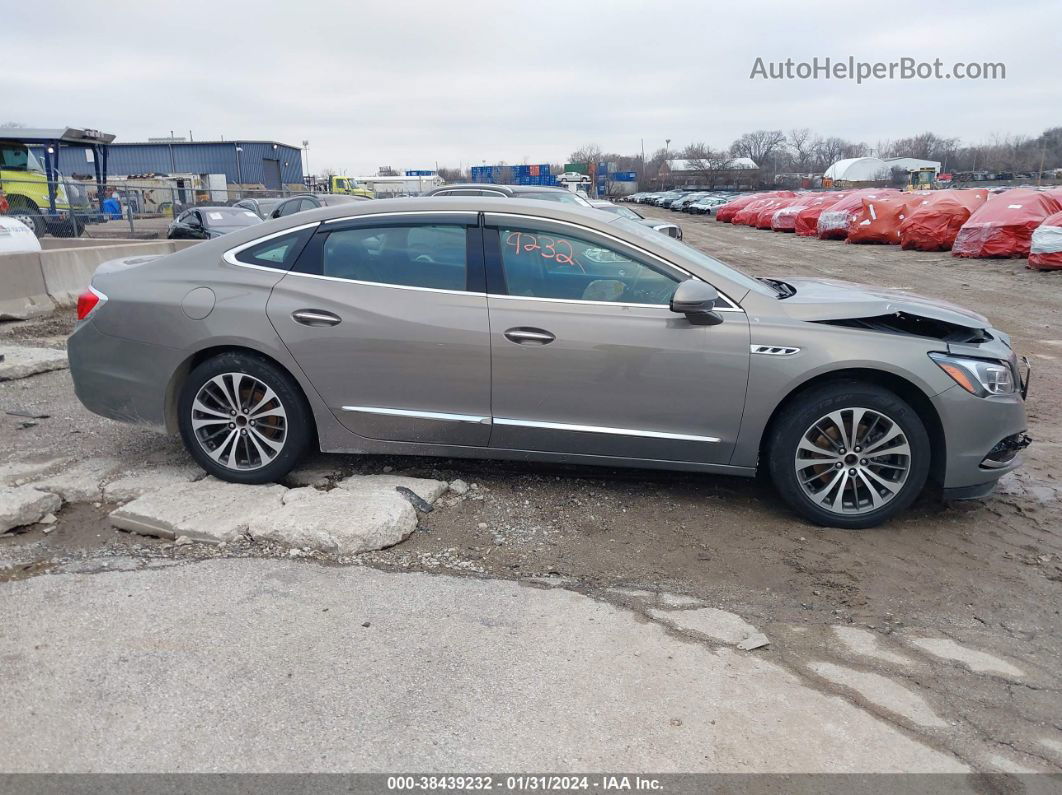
left=817, top=190, right=896, bottom=239
left=732, top=192, right=797, bottom=226
left=899, top=189, right=989, bottom=251
left=715, top=193, right=765, bottom=223
left=953, top=189, right=1062, bottom=258
left=754, top=196, right=800, bottom=229
left=792, top=193, right=847, bottom=236
left=847, top=193, right=930, bottom=245
left=1029, top=210, right=1062, bottom=270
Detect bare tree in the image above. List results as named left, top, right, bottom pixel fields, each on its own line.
left=787, top=128, right=815, bottom=172
left=729, top=130, right=787, bottom=168
left=681, top=143, right=734, bottom=187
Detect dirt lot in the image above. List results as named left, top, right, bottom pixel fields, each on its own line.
left=2, top=207, right=1061, bottom=771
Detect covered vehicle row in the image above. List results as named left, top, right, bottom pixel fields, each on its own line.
left=712, top=186, right=1062, bottom=262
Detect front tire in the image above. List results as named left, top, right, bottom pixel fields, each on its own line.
left=6, top=197, right=45, bottom=237
left=178, top=352, right=313, bottom=484
left=767, top=382, right=930, bottom=528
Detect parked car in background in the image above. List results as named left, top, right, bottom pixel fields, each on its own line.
left=589, top=199, right=683, bottom=239
left=70, top=196, right=1029, bottom=529
left=652, top=190, right=692, bottom=208
left=269, top=193, right=369, bottom=219
left=234, top=197, right=285, bottom=219
left=426, top=184, right=594, bottom=206
left=0, top=215, right=42, bottom=253
left=167, top=206, right=263, bottom=240
left=687, top=196, right=731, bottom=215
left=670, top=192, right=712, bottom=212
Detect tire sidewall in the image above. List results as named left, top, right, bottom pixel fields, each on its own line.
left=768, top=383, right=931, bottom=529
left=178, top=352, right=312, bottom=484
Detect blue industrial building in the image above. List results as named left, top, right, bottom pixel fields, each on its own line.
left=40, top=140, right=304, bottom=190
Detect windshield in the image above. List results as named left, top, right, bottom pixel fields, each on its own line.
left=0, top=142, right=45, bottom=174
left=610, top=217, right=776, bottom=299
left=523, top=191, right=593, bottom=207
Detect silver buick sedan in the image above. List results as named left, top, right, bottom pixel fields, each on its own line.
left=69, top=197, right=1030, bottom=528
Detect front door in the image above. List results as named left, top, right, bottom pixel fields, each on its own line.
left=484, top=215, right=750, bottom=464
left=266, top=212, right=492, bottom=446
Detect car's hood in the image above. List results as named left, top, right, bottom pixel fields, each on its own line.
left=779, top=277, right=989, bottom=329
left=638, top=218, right=676, bottom=229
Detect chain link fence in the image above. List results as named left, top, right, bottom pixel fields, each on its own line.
left=0, top=175, right=314, bottom=240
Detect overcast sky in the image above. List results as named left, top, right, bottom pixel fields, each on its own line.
left=4, top=0, right=1058, bottom=175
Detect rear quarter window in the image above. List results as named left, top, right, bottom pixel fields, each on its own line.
left=232, top=228, right=314, bottom=270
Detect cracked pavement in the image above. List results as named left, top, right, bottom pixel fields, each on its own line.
left=2, top=212, right=1061, bottom=773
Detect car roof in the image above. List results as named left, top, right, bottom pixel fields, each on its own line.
left=429, top=184, right=575, bottom=196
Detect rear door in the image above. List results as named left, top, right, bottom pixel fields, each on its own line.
left=266, top=211, right=492, bottom=446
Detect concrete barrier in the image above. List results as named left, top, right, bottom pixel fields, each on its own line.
left=0, top=251, right=56, bottom=320
left=1, top=239, right=203, bottom=313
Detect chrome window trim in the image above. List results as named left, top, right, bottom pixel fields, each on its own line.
left=485, top=211, right=744, bottom=312
left=485, top=293, right=743, bottom=311
left=341, top=406, right=490, bottom=424
left=493, top=417, right=720, bottom=443
left=222, top=221, right=321, bottom=267
left=281, top=270, right=475, bottom=296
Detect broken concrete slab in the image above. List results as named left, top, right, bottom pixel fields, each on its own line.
left=833, top=626, right=913, bottom=667
left=110, top=478, right=287, bottom=543
left=338, top=474, right=449, bottom=505
left=649, top=606, right=762, bottom=646
left=906, top=637, right=1024, bottom=678
left=0, top=457, right=71, bottom=487
left=102, top=464, right=206, bottom=504
left=33, top=458, right=124, bottom=503
left=0, top=346, right=68, bottom=382
left=282, top=460, right=343, bottom=488
left=808, top=661, right=946, bottom=728
left=0, top=486, right=62, bottom=534
left=737, top=632, right=770, bottom=651
left=0, top=559, right=968, bottom=772
left=247, top=486, right=417, bottom=554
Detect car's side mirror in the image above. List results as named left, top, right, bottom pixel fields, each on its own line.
left=670, top=279, right=724, bottom=326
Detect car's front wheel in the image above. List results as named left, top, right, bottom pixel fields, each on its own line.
left=767, top=382, right=930, bottom=528
left=178, top=352, right=312, bottom=484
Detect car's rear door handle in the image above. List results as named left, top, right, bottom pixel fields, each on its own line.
left=292, top=309, right=342, bottom=327
left=504, top=327, right=555, bottom=345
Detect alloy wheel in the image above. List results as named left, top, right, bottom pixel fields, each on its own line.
left=794, top=407, right=911, bottom=515
left=190, top=373, right=288, bottom=471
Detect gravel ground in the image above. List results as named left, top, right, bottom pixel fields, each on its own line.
left=1, top=208, right=1061, bottom=772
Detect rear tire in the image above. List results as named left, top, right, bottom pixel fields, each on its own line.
left=766, top=381, right=930, bottom=529
left=178, top=352, right=313, bottom=484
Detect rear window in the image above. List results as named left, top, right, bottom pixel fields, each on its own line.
left=233, top=228, right=313, bottom=270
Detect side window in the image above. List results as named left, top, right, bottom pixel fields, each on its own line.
left=496, top=227, right=680, bottom=305
left=318, top=224, right=468, bottom=291
left=233, top=228, right=312, bottom=270
left=276, top=200, right=300, bottom=217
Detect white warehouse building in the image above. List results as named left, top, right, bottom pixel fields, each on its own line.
left=824, top=156, right=941, bottom=184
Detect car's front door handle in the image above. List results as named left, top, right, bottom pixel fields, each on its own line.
left=292, top=309, right=342, bottom=327
left=504, top=327, right=555, bottom=345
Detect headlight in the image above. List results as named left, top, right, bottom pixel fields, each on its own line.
left=929, top=353, right=1015, bottom=397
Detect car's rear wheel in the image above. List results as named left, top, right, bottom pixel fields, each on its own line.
left=178, top=352, right=312, bottom=484
left=767, top=382, right=930, bottom=528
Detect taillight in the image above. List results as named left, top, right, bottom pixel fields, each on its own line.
left=76, top=287, right=106, bottom=320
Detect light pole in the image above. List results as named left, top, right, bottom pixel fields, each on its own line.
left=663, top=138, right=671, bottom=189
left=235, top=146, right=243, bottom=199
left=302, top=139, right=310, bottom=189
